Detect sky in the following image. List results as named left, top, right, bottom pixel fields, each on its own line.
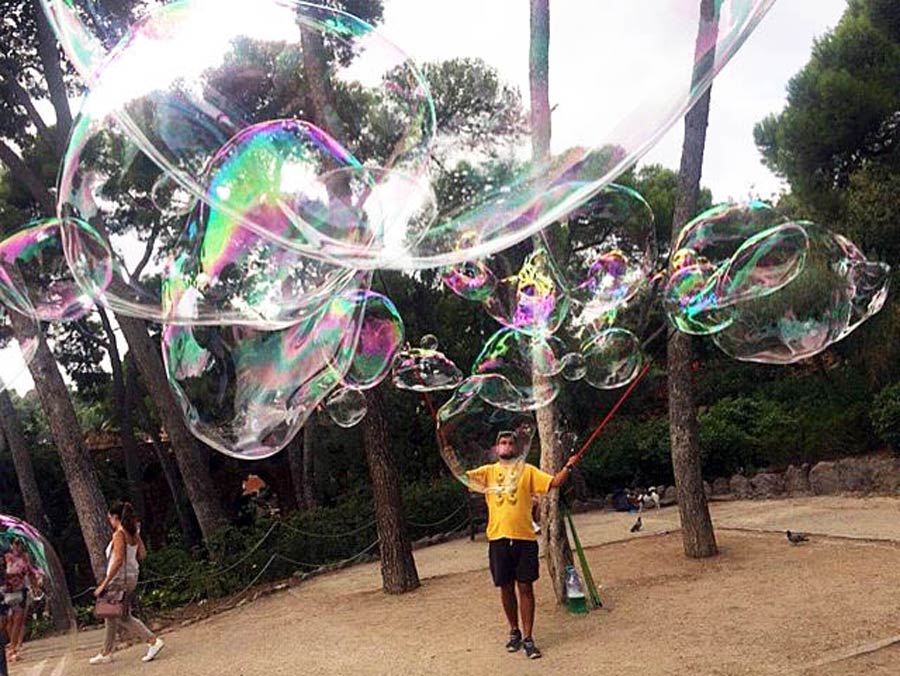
left=1, top=1, right=851, bottom=396
left=375, top=0, right=849, bottom=201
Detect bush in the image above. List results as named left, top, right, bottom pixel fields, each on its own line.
left=872, top=382, right=900, bottom=451
left=135, top=477, right=469, bottom=612
left=578, top=416, right=672, bottom=494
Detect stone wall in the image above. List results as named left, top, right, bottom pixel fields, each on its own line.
left=712, top=454, right=900, bottom=500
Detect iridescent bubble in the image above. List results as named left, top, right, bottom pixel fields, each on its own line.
left=0, top=218, right=111, bottom=322
left=162, top=284, right=366, bottom=458
left=542, top=184, right=656, bottom=336
left=324, top=386, right=368, bottom=428
left=57, top=0, right=436, bottom=273
left=666, top=202, right=789, bottom=335
left=342, top=291, right=404, bottom=390
left=833, top=233, right=891, bottom=337
left=0, top=514, right=78, bottom=674
left=159, top=120, right=364, bottom=326
left=472, top=329, right=560, bottom=411
left=436, top=378, right=536, bottom=495
left=582, top=327, right=643, bottom=390
left=560, top=352, right=587, bottom=382
left=441, top=259, right=497, bottom=302
left=714, top=222, right=810, bottom=309
left=482, top=248, right=569, bottom=335
left=419, top=334, right=439, bottom=350
left=710, top=224, right=890, bottom=364
left=391, top=347, right=464, bottom=392
left=47, top=0, right=773, bottom=269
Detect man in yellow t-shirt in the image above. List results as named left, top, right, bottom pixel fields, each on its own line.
left=466, top=432, right=576, bottom=660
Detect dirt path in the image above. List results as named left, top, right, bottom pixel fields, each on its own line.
left=16, top=496, right=900, bottom=676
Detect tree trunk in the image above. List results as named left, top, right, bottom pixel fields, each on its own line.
left=363, top=387, right=419, bottom=594
left=98, top=309, right=145, bottom=517
left=668, top=0, right=719, bottom=560
left=0, top=140, right=54, bottom=213
left=529, top=0, right=573, bottom=603
left=288, top=414, right=318, bottom=510
left=6, top=312, right=109, bottom=578
left=302, top=418, right=317, bottom=508
left=0, top=390, right=47, bottom=529
left=33, top=0, right=73, bottom=150
left=128, top=356, right=202, bottom=549
left=116, top=314, right=229, bottom=540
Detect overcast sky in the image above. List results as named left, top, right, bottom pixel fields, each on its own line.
left=376, top=0, right=849, bottom=202
left=642, top=0, right=849, bottom=200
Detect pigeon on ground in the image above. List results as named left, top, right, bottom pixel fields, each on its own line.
left=786, top=530, right=809, bottom=545
left=630, top=516, right=642, bottom=533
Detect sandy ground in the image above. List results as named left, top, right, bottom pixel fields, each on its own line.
left=12, top=496, right=900, bottom=676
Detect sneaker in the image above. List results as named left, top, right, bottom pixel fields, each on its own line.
left=88, top=653, right=113, bottom=665
left=505, top=628, right=522, bottom=653
left=523, top=637, right=542, bottom=659
left=142, top=638, right=165, bottom=663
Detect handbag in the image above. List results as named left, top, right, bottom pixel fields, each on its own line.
left=94, top=552, right=131, bottom=620
left=94, top=588, right=127, bottom=619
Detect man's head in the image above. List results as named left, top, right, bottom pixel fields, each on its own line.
left=495, top=431, right=519, bottom=461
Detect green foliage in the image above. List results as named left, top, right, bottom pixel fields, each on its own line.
left=578, top=416, right=672, bottom=492
left=698, top=396, right=797, bottom=476
left=754, top=0, right=900, bottom=260
left=871, top=382, right=900, bottom=449
left=132, top=477, right=466, bottom=612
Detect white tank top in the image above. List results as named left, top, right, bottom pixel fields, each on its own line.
left=105, top=539, right=140, bottom=583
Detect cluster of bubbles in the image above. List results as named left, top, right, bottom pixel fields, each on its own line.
left=2, top=0, right=887, bottom=491
left=0, top=514, right=78, bottom=674
left=665, top=202, right=891, bottom=364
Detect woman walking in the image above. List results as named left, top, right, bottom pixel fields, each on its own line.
left=89, top=501, right=164, bottom=665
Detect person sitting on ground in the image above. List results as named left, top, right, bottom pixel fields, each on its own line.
left=463, top=431, right=576, bottom=660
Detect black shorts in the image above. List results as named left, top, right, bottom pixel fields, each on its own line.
left=488, top=538, right=539, bottom=586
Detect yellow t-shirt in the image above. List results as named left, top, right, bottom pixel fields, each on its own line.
left=467, top=463, right=553, bottom=541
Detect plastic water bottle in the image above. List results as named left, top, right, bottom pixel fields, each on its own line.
left=564, top=565, right=587, bottom=614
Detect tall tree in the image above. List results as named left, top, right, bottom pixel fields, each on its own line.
left=529, top=0, right=573, bottom=603
left=363, top=386, right=419, bottom=594
left=116, top=316, right=229, bottom=540
left=0, top=388, right=46, bottom=528
left=298, top=5, right=419, bottom=592
left=288, top=414, right=317, bottom=510
left=6, top=311, right=109, bottom=576
left=668, top=0, right=719, bottom=559
left=127, top=354, right=202, bottom=549
left=97, top=308, right=145, bottom=517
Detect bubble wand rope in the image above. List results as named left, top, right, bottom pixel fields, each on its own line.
left=568, top=360, right=651, bottom=466
left=567, top=321, right=667, bottom=466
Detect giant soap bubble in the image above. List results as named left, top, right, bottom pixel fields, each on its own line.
left=57, top=1, right=435, bottom=322
left=0, top=514, right=78, bottom=675
left=48, top=0, right=775, bottom=274
left=0, top=218, right=111, bottom=322
left=437, top=378, right=536, bottom=495
left=667, top=203, right=891, bottom=364
left=162, top=280, right=368, bottom=458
